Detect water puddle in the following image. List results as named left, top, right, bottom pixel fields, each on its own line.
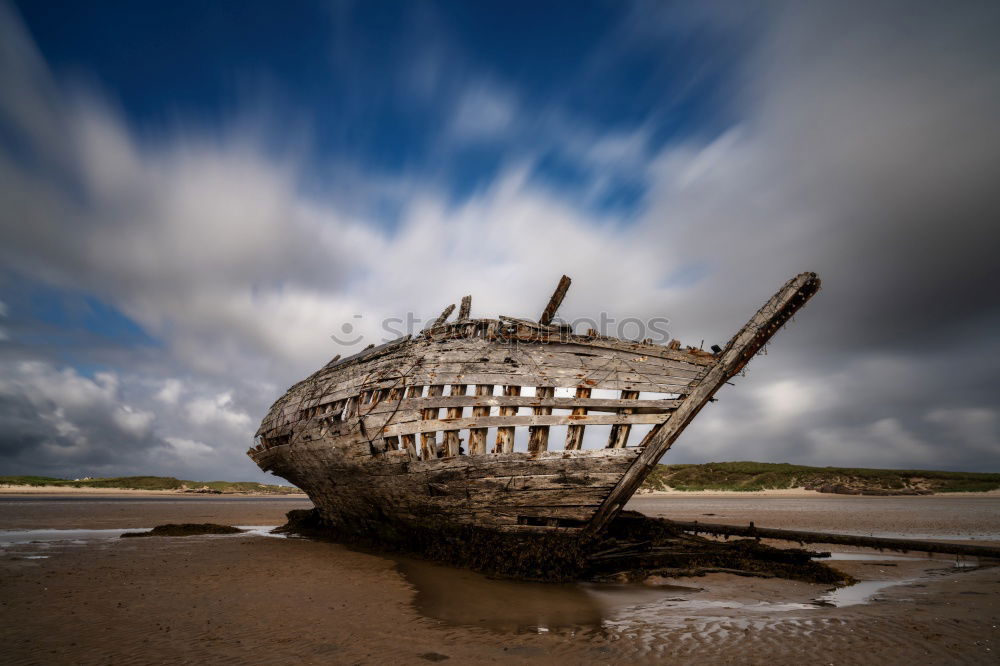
left=820, top=551, right=920, bottom=561
left=235, top=525, right=285, bottom=539
left=828, top=530, right=1000, bottom=542
left=396, top=557, right=617, bottom=633
left=813, top=579, right=911, bottom=607
left=0, top=525, right=284, bottom=560
left=0, top=528, right=140, bottom=545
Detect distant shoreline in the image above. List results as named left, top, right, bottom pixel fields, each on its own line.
left=3, top=483, right=996, bottom=498
left=0, top=484, right=307, bottom=497
left=636, top=487, right=1000, bottom=498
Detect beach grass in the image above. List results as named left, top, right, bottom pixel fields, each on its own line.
left=0, top=475, right=302, bottom=494
left=642, top=461, right=1000, bottom=493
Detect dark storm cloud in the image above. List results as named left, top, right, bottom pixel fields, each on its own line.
left=633, top=1, right=1000, bottom=469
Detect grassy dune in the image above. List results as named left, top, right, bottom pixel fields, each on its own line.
left=0, top=475, right=303, bottom=494
left=641, top=462, right=1000, bottom=494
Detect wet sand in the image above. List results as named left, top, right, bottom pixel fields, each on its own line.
left=627, top=494, right=1000, bottom=543
left=0, top=495, right=312, bottom=530
left=1, top=496, right=997, bottom=664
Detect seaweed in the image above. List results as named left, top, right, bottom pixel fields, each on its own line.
left=277, top=509, right=850, bottom=586
left=121, top=523, right=245, bottom=538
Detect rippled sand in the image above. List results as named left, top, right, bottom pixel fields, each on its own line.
left=1, top=495, right=997, bottom=664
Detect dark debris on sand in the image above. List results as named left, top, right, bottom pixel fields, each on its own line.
left=121, top=523, right=245, bottom=538
left=277, top=509, right=850, bottom=586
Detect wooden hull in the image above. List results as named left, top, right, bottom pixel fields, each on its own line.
left=249, top=272, right=821, bottom=536
left=254, top=445, right=639, bottom=532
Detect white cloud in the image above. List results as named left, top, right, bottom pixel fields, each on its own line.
left=0, top=362, right=117, bottom=411
left=155, top=379, right=183, bottom=405
left=757, top=379, right=819, bottom=422
left=112, top=405, right=155, bottom=438
left=449, top=84, right=517, bottom=139
left=163, top=436, right=214, bottom=457
left=44, top=408, right=85, bottom=446
left=185, top=392, right=252, bottom=432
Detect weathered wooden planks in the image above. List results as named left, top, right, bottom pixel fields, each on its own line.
left=260, top=334, right=707, bottom=428
left=251, top=440, right=638, bottom=528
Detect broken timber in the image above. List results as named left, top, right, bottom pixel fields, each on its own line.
left=666, top=520, right=1000, bottom=560
left=249, top=272, right=822, bottom=537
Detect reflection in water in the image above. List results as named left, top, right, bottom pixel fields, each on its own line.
left=814, top=579, right=911, bottom=607
left=396, top=556, right=660, bottom=633
left=395, top=555, right=830, bottom=634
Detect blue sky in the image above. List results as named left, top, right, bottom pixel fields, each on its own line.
left=13, top=0, right=741, bottom=215
left=1, top=1, right=999, bottom=482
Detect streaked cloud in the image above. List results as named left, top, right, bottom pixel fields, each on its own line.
left=0, top=0, right=997, bottom=482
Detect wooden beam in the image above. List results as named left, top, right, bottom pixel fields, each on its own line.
left=443, top=385, right=466, bottom=456
left=400, top=386, right=421, bottom=458
left=343, top=395, right=358, bottom=420
left=539, top=275, right=571, bottom=326
left=528, top=387, right=555, bottom=453
left=419, top=384, right=445, bottom=459
left=383, top=387, right=403, bottom=451
left=383, top=412, right=670, bottom=437
left=607, top=390, right=639, bottom=448
left=564, top=387, right=591, bottom=450
left=666, top=520, right=1000, bottom=560
left=467, top=384, right=492, bottom=454
left=583, top=272, right=821, bottom=535
left=359, top=395, right=681, bottom=416
left=432, top=304, right=456, bottom=328
left=493, top=385, right=521, bottom=453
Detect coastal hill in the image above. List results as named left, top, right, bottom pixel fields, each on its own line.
left=4, top=462, right=999, bottom=496
left=0, top=475, right=303, bottom=495
left=641, top=462, right=1000, bottom=495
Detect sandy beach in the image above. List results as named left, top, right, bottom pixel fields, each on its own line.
left=1, top=495, right=997, bottom=665
left=0, top=485, right=307, bottom=496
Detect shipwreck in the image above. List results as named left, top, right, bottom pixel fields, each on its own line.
left=249, top=272, right=821, bottom=540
